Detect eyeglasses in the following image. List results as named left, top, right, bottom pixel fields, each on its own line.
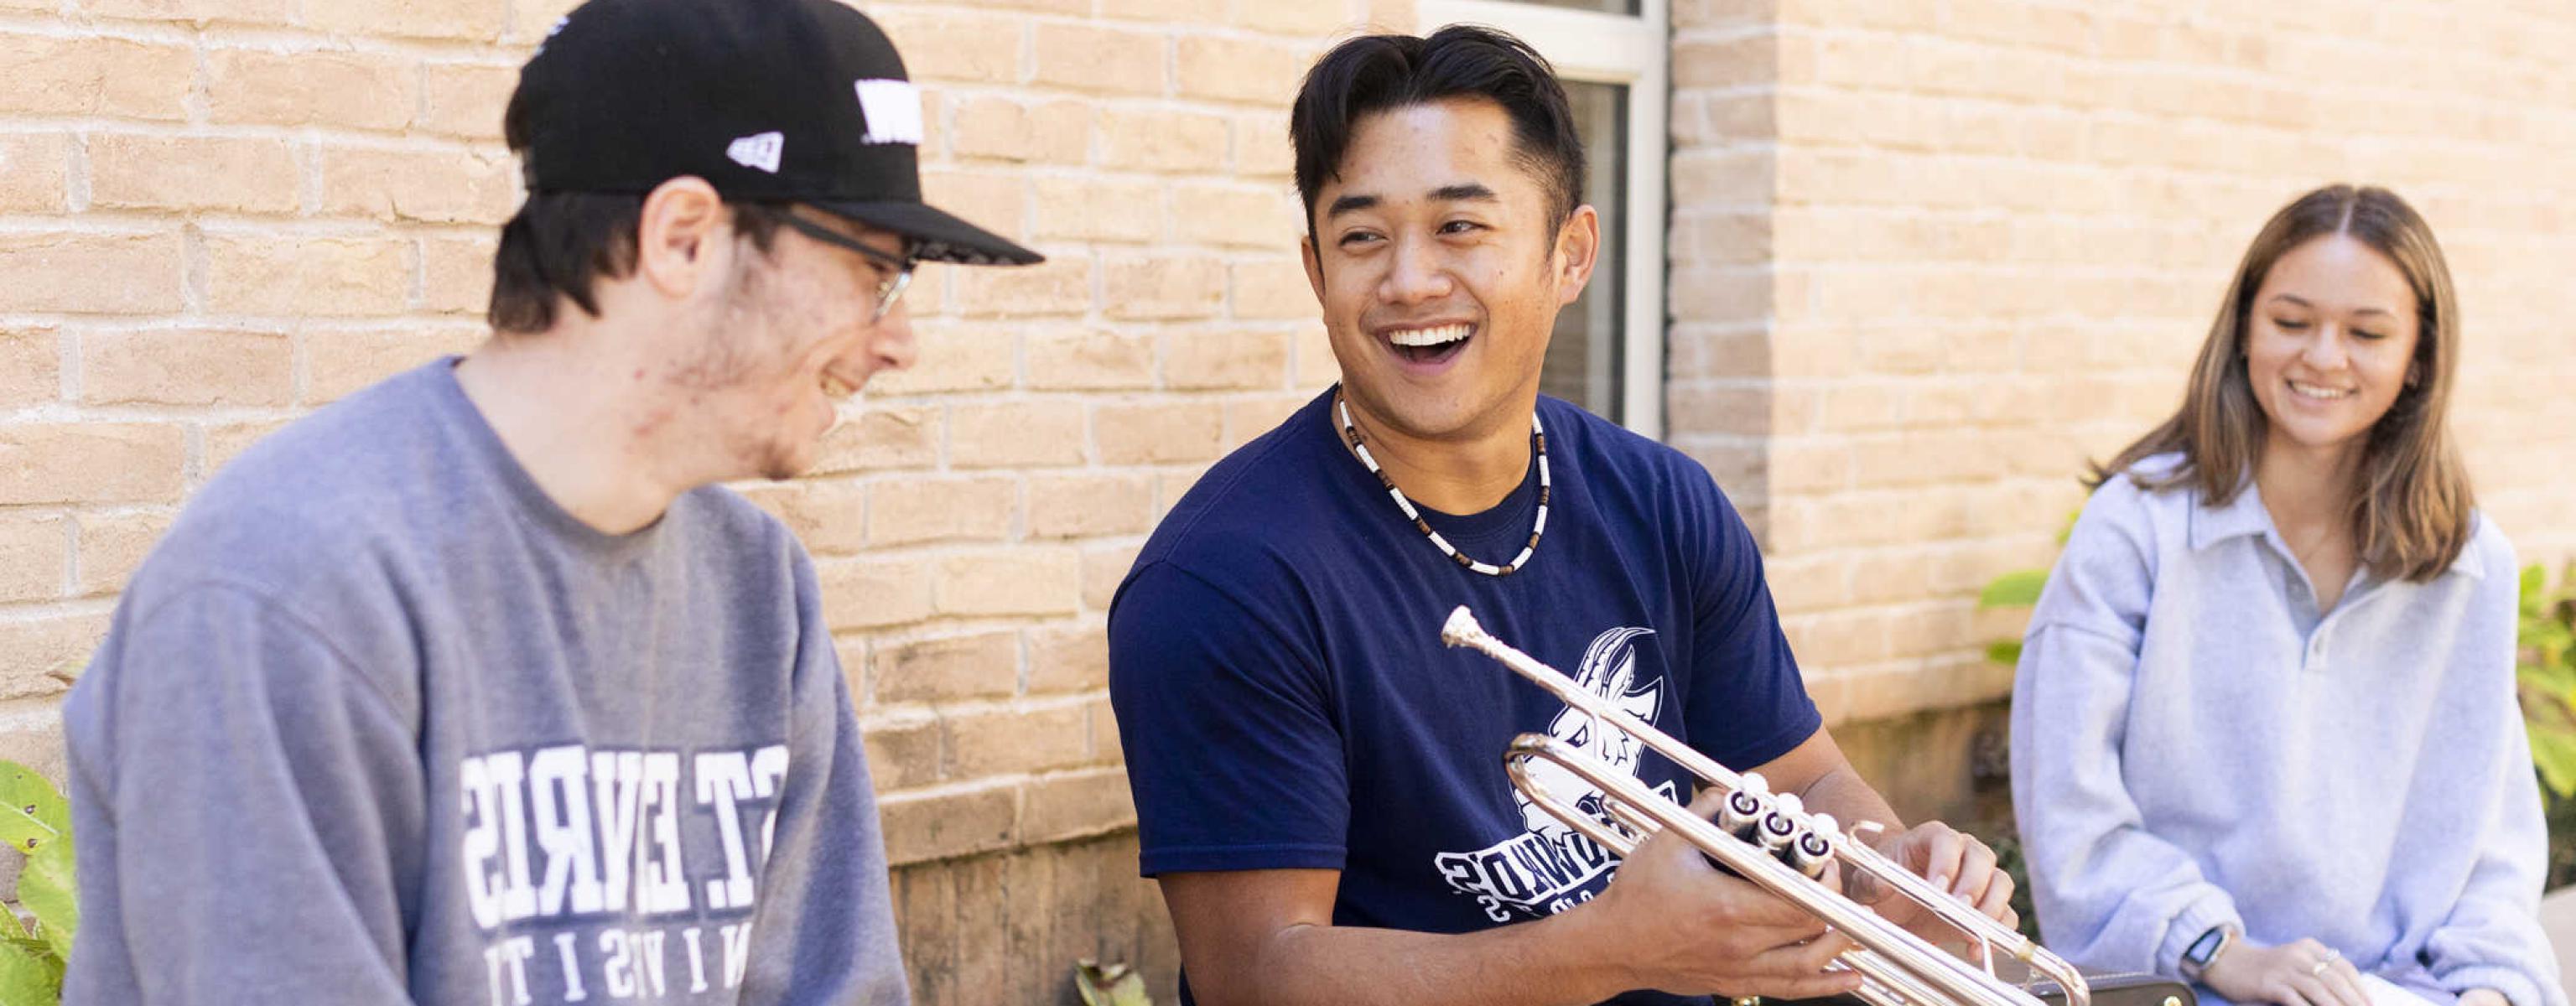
left=778, top=211, right=916, bottom=323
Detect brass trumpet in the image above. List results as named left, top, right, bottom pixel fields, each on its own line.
left=1440, top=605, right=2090, bottom=1006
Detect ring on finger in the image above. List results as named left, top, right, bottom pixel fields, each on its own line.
left=2310, top=959, right=2331, bottom=977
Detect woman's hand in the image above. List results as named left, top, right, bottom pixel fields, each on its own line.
left=2200, top=936, right=2369, bottom=1006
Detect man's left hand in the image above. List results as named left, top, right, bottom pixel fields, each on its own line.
left=1858, top=821, right=2018, bottom=941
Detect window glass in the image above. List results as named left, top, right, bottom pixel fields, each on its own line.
left=1539, top=80, right=1628, bottom=421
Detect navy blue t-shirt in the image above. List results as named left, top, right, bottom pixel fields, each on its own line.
left=1108, top=390, right=1821, bottom=1006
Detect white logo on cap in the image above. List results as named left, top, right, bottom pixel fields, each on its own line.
left=534, top=14, right=569, bottom=55
left=853, top=79, right=923, bottom=146
left=727, top=131, right=784, bottom=174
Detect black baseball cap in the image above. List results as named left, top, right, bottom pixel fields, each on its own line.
left=510, top=0, right=1041, bottom=267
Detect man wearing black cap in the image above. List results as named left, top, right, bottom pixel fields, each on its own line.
left=59, top=2, right=1033, bottom=1003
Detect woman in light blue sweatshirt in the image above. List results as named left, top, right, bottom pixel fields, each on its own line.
left=2011, top=184, right=2562, bottom=1006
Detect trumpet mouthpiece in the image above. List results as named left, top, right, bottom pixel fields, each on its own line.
left=1441, top=606, right=1483, bottom=647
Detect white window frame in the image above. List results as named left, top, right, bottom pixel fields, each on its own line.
left=1416, top=0, right=1670, bottom=439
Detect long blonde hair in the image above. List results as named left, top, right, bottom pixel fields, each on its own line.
left=2090, top=184, right=2474, bottom=582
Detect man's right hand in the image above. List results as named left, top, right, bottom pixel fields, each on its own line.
left=1569, top=787, right=1867, bottom=1000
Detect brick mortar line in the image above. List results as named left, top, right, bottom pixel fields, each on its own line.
left=1765, top=22, right=2417, bottom=77
left=1816, top=645, right=2008, bottom=666
left=0, top=502, right=174, bottom=521
left=1768, top=539, right=2081, bottom=567
left=810, top=533, right=1151, bottom=568
left=0, top=598, right=114, bottom=625
left=3, top=402, right=312, bottom=424
left=1763, top=80, right=2576, bottom=125
left=937, top=163, right=1296, bottom=188
left=0, top=215, right=498, bottom=237
left=1763, top=86, right=2576, bottom=132
left=0, top=117, right=517, bottom=148
left=49, top=513, right=76, bottom=599
left=1765, top=123, right=2575, bottom=162
left=878, top=3, right=1353, bottom=45
left=0, top=13, right=196, bottom=43
left=182, top=23, right=527, bottom=60
left=875, top=766, right=1124, bottom=806
left=916, top=93, right=1297, bottom=127
left=0, top=19, right=528, bottom=62
left=0, top=695, right=69, bottom=720
left=860, top=691, right=1104, bottom=723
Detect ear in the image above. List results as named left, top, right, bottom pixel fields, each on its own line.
left=1301, top=231, right=1327, bottom=305
left=634, top=176, right=729, bottom=302
left=1552, top=204, right=1602, bottom=307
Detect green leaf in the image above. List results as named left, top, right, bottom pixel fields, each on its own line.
left=1075, top=959, right=1151, bottom=1006
left=2532, top=729, right=2576, bottom=801
left=0, top=761, right=65, bottom=853
left=1977, top=570, right=2049, bottom=609
left=0, top=933, right=60, bottom=1004
left=2522, top=662, right=2576, bottom=703
left=19, top=836, right=76, bottom=959
left=1986, top=640, right=2024, bottom=666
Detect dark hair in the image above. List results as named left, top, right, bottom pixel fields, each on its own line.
left=487, top=89, right=791, bottom=334
left=1288, top=24, right=1586, bottom=238
left=2092, top=184, right=2473, bottom=582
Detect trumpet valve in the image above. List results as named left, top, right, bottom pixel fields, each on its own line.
left=1757, top=791, right=1805, bottom=850
left=1716, top=787, right=1768, bottom=840
left=1758, top=807, right=1800, bottom=853
left=1782, top=812, right=1837, bottom=879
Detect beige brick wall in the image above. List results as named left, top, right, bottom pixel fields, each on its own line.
left=13, top=0, right=2571, bottom=998
left=1669, top=0, right=2576, bottom=727
left=0, top=0, right=1407, bottom=1000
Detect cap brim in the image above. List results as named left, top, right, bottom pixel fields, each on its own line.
left=808, top=199, right=1043, bottom=267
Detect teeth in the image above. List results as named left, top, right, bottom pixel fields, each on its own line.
left=2288, top=381, right=2353, bottom=401
left=820, top=373, right=856, bottom=399
left=1388, top=323, right=1472, bottom=348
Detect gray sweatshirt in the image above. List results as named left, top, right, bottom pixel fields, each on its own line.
left=61, top=360, right=909, bottom=1005
left=2011, top=454, right=2560, bottom=1006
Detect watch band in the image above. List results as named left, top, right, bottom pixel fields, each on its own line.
left=2179, top=924, right=2235, bottom=981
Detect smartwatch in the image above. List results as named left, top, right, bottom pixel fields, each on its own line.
left=2179, top=924, right=2236, bottom=981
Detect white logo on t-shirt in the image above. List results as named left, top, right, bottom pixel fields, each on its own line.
left=852, top=79, right=923, bottom=146
left=726, top=132, right=784, bottom=174
left=1431, top=626, right=1665, bottom=922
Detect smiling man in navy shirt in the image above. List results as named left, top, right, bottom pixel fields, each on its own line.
left=1109, top=26, right=2019, bottom=1006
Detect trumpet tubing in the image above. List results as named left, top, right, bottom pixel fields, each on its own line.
left=1441, top=605, right=2091, bottom=1006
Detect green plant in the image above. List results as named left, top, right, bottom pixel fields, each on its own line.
left=2516, top=563, right=2576, bottom=799
left=1074, top=958, right=1150, bottom=1006
left=1974, top=512, right=2078, bottom=667
left=0, top=760, right=74, bottom=1003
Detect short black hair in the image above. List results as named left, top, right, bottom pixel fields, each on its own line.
left=487, top=86, right=791, bottom=334
left=1289, top=25, right=1586, bottom=238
